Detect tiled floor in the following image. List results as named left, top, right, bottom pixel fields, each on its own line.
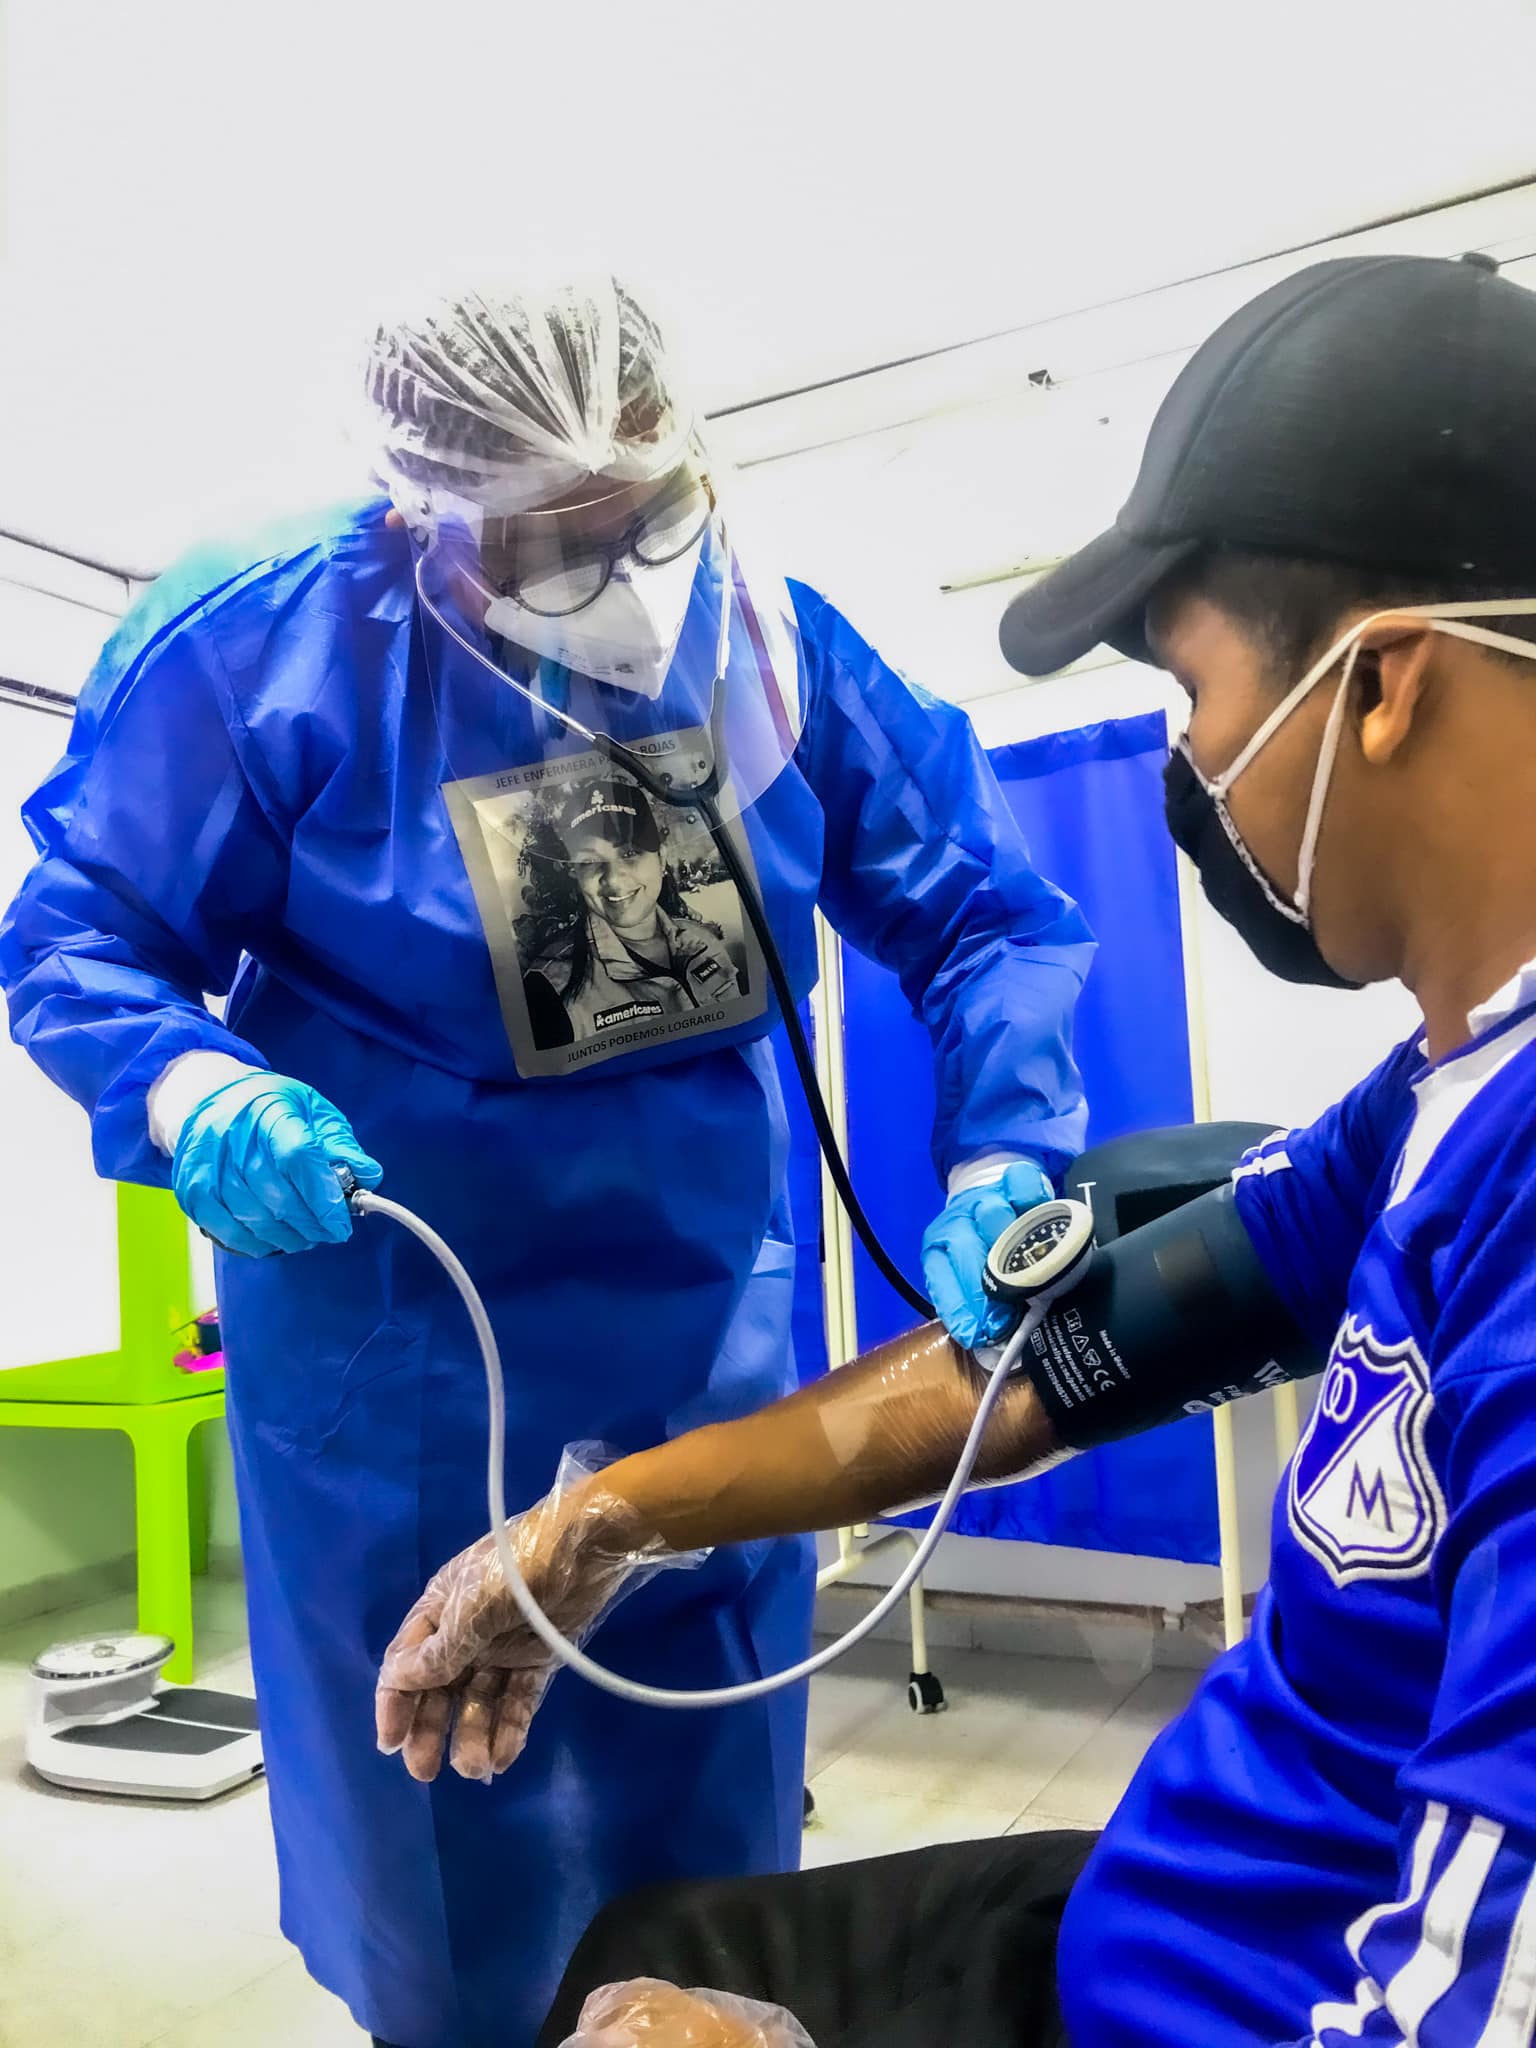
left=0, top=1582, right=1202, bottom=2045
left=803, top=1637, right=1198, bottom=1866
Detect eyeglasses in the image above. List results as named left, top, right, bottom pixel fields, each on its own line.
left=495, top=475, right=715, bottom=619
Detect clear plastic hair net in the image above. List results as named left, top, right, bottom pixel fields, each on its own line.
left=363, top=276, right=693, bottom=519
left=363, top=275, right=805, bottom=844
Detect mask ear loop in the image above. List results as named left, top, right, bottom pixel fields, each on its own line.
left=1391, top=595, right=1536, bottom=632
left=1171, top=735, right=1312, bottom=927
left=1201, top=597, right=1536, bottom=915
left=1211, top=631, right=1356, bottom=797
left=1426, top=616, right=1536, bottom=661
left=1288, top=603, right=1536, bottom=921
left=1292, top=640, right=1361, bottom=921
left=1203, top=596, right=1536, bottom=799
left=1290, top=602, right=1536, bottom=916
left=1209, top=780, right=1312, bottom=925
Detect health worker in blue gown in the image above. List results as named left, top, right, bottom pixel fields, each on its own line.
left=0, top=277, right=1094, bottom=2048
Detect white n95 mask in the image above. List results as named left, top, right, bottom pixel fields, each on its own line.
left=483, top=538, right=705, bottom=699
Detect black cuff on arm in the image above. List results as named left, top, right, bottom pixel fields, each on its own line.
left=1018, top=1184, right=1322, bottom=1451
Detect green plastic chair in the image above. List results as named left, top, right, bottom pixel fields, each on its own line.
left=0, top=1184, right=226, bottom=1684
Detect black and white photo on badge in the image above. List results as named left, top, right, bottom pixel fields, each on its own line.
left=446, top=738, right=766, bottom=1076
left=514, top=773, right=748, bottom=1048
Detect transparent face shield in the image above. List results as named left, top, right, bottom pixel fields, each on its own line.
left=404, top=451, right=805, bottom=828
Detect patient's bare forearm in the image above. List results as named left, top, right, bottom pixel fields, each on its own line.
left=607, top=1320, right=1056, bottom=1553
left=584, top=1184, right=1326, bottom=1566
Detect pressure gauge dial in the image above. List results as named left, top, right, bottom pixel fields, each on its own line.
left=982, top=1198, right=1096, bottom=1307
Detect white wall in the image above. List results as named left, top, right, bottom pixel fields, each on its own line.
left=0, top=535, right=237, bottom=1593
left=7, top=2, right=1536, bottom=575
left=0, top=694, right=138, bottom=1615
left=0, top=666, right=236, bottom=1610
left=0, top=701, right=122, bottom=1372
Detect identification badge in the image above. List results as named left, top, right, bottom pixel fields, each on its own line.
left=445, top=727, right=768, bottom=1079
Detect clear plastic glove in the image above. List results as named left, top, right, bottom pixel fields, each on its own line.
left=921, top=1158, right=1054, bottom=1347
left=376, top=1445, right=704, bottom=1783
left=172, top=1073, right=382, bottom=1258
left=557, top=1980, right=814, bottom=2047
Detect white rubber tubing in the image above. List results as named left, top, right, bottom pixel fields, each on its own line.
left=355, top=1189, right=1040, bottom=1710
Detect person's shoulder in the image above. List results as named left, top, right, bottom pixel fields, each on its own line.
left=786, top=581, right=873, bottom=668
left=1291, top=1030, right=1426, bottom=1163
left=1350, top=1029, right=1429, bottom=1132
left=1374, top=1018, right=1536, bottom=1413
left=1370, top=1011, right=1536, bottom=1356
left=1231, top=1032, right=1423, bottom=1303
left=522, top=940, right=575, bottom=991
left=1394, top=1008, right=1536, bottom=1219
left=786, top=578, right=834, bottom=636
left=786, top=579, right=947, bottom=718
left=1244, top=1032, right=1421, bottom=1193
left=99, top=496, right=410, bottom=680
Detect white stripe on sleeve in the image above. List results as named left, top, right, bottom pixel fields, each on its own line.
left=1387, top=1815, right=1504, bottom=2041
left=1309, top=1803, right=1446, bottom=2044
left=1310, top=1806, right=1536, bottom=2048
left=1308, top=1978, right=1386, bottom=2042
left=1232, top=1134, right=1294, bottom=1183
left=1346, top=1803, right=1449, bottom=1970
left=1474, top=1862, right=1536, bottom=2048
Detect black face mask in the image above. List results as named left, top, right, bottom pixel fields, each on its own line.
left=1162, top=748, right=1360, bottom=990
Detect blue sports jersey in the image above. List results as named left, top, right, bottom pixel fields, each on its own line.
left=1059, top=964, right=1536, bottom=2045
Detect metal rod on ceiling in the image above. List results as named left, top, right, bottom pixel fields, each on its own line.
left=0, top=526, right=139, bottom=588
left=7, top=173, right=1536, bottom=588
left=939, top=555, right=1070, bottom=595
left=0, top=568, right=125, bottom=618
left=0, top=675, right=76, bottom=719
left=708, top=169, right=1536, bottom=420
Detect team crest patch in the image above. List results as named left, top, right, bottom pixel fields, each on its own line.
left=1288, top=1317, right=1445, bottom=1586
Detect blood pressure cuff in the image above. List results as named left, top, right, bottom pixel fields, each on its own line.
left=1063, top=1120, right=1279, bottom=1240
left=1016, top=1181, right=1322, bottom=1452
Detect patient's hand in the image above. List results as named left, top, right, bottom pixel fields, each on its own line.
left=375, top=1474, right=643, bottom=1784
left=557, top=1979, right=813, bottom=2046
left=375, top=1448, right=704, bottom=1784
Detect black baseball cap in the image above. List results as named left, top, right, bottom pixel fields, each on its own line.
left=1000, top=251, right=1536, bottom=675
left=556, top=779, right=661, bottom=854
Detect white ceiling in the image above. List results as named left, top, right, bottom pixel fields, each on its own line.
left=3, top=0, right=1536, bottom=576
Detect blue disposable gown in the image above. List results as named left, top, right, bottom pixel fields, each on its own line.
left=0, top=501, right=1092, bottom=2047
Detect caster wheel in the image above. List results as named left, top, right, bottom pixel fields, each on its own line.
left=908, top=1671, right=946, bottom=1714
left=803, top=1785, right=816, bottom=1825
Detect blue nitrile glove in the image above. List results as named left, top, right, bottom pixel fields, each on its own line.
left=921, top=1160, right=1054, bottom=1348
left=172, top=1074, right=383, bottom=1258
